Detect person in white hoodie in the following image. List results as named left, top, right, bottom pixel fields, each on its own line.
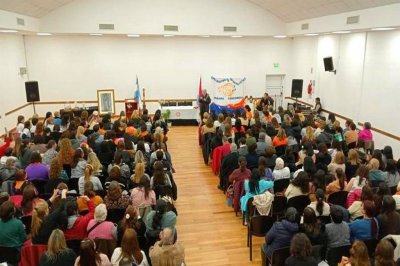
left=272, top=158, right=290, bottom=180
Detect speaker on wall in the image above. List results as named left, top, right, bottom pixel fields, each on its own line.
left=323, top=57, right=334, bottom=72
left=291, top=79, right=303, bottom=98
left=25, top=81, right=40, bottom=102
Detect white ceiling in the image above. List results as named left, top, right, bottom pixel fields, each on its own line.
left=0, top=0, right=74, bottom=18
left=0, top=0, right=400, bottom=22
left=247, top=0, right=400, bottom=22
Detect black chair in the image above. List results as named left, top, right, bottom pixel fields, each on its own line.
left=327, top=191, right=348, bottom=208
left=390, top=186, right=397, bottom=195
left=363, top=239, right=378, bottom=258
left=66, top=239, right=82, bottom=255
left=106, top=208, right=126, bottom=223
left=68, top=178, right=79, bottom=193
left=20, top=215, right=32, bottom=235
left=275, top=145, right=287, bottom=157
left=287, top=195, right=310, bottom=214
left=273, top=179, right=290, bottom=194
left=318, top=216, right=331, bottom=224
left=247, top=215, right=274, bottom=261
left=271, top=195, right=287, bottom=221
left=39, top=193, right=52, bottom=201
left=31, top=180, right=47, bottom=195
left=0, top=246, right=19, bottom=266
left=312, top=244, right=325, bottom=263
left=267, top=246, right=290, bottom=266
left=347, top=142, right=357, bottom=149
left=326, top=245, right=351, bottom=266
left=243, top=197, right=258, bottom=225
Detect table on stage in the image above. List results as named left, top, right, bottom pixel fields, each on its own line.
left=161, top=106, right=199, bottom=125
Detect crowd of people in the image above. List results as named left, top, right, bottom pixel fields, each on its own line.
left=0, top=109, right=185, bottom=266
left=200, top=96, right=400, bottom=265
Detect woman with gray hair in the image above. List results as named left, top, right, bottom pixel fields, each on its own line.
left=86, top=204, right=117, bottom=240
left=272, top=158, right=290, bottom=180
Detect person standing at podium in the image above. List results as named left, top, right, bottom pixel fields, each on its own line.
left=199, top=89, right=211, bottom=119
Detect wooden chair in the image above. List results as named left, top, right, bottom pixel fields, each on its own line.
left=327, top=191, right=348, bottom=208
left=0, top=246, right=20, bottom=266
left=287, top=195, right=310, bottom=214
left=247, top=215, right=274, bottom=261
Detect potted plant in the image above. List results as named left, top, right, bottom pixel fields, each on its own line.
left=162, top=109, right=172, bottom=128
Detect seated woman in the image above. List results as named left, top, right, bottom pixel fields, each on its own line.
left=240, top=168, right=273, bottom=214
left=307, top=189, right=330, bottom=217
left=315, top=143, right=331, bottom=167
left=344, top=122, right=358, bottom=146
left=299, top=207, right=327, bottom=246
left=74, top=238, right=111, bottom=266
left=201, top=117, right=216, bottom=136
left=229, top=156, right=252, bottom=184
left=348, top=186, right=374, bottom=221
left=87, top=204, right=117, bottom=240
left=349, top=200, right=379, bottom=241
left=71, top=148, right=87, bottom=180
left=39, top=229, right=77, bottom=266
left=272, top=157, right=290, bottom=180
left=377, top=195, right=400, bottom=239
left=301, top=126, right=316, bottom=148
left=346, top=164, right=368, bottom=193
left=285, top=233, right=318, bottom=266
left=12, top=169, right=29, bottom=195
left=57, top=138, right=75, bottom=177
left=0, top=201, right=26, bottom=250
left=0, top=157, right=17, bottom=183
left=284, top=171, right=309, bottom=200
left=358, top=121, right=373, bottom=143
left=374, top=239, right=395, bottom=266
left=151, top=162, right=172, bottom=199
left=328, top=151, right=346, bottom=176
left=104, top=181, right=131, bottom=210
left=339, top=240, right=370, bottom=266
left=345, top=149, right=360, bottom=181
left=19, top=184, right=44, bottom=216
left=25, top=151, right=49, bottom=182
left=44, top=158, right=68, bottom=194
left=368, top=158, right=387, bottom=184
left=86, top=152, right=103, bottom=177
left=31, top=189, right=68, bottom=244
left=77, top=181, right=103, bottom=214
left=111, top=228, right=149, bottom=266
left=326, top=168, right=347, bottom=196
left=117, top=206, right=146, bottom=248
left=130, top=159, right=147, bottom=190
left=145, top=199, right=177, bottom=247
left=107, top=153, right=131, bottom=182
left=131, top=175, right=156, bottom=208
left=385, top=159, right=400, bottom=188
left=105, top=165, right=128, bottom=192
left=78, top=164, right=103, bottom=195
left=272, top=128, right=288, bottom=147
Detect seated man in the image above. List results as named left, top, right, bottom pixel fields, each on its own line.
left=150, top=227, right=185, bottom=266
left=262, top=207, right=298, bottom=259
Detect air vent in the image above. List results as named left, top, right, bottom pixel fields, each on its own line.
left=301, top=23, right=309, bottom=30
left=98, top=24, right=114, bottom=30
left=346, top=16, right=359, bottom=24
left=224, top=26, right=237, bottom=32
left=163, top=25, right=179, bottom=32
left=17, top=18, right=25, bottom=26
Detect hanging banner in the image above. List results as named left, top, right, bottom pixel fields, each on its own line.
left=209, top=76, right=246, bottom=115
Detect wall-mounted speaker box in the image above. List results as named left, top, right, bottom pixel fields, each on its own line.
left=323, top=57, right=334, bottom=72
left=291, top=79, right=303, bottom=98
left=25, top=81, right=40, bottom=102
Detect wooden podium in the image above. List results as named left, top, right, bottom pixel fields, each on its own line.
left=125, top=99, right=138, bottom=119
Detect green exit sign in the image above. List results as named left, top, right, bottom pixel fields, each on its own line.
left=273, top=63, right=279, bottom=68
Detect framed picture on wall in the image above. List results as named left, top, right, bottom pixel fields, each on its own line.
left=97, top=89, right=116, bottom=115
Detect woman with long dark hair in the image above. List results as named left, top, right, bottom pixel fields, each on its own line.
left=307, top=189, right=330, bottom=217
left=111, top=229, right=149, bottom=266
left=71, top=148, right=87, bottom=180
left=104, top=181, right=130, bottom=209
left=117, top=206, right=146, bottom=248
left=74, top=238, right=111, bottom=266
left=378, top=195, right=400, bottom=239
left=240, top=169, right=273, bottom=213
left=285, top=233, right=318, bottom=265
left=131, top=175, right=156, bottom=208
left=285, top=171, right=309, bottom=200
left=300, top=207, right=327, bottom=246
left=21, top=184, right=43, bottom=216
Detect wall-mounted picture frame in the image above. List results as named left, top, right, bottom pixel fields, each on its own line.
left=97, top=89, right=115, bottom=115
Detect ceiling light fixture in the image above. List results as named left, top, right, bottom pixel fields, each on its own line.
left=332, top=31, right=351, bottom=34
left=0, top=29, right=18, bottom=33
left=273, top=35, right=287, bottom=38
left=371, top=27, right=395, bottom=31
left=127, top=34, right=140, bottom=37
left=37, top=32, right=52, bottom=36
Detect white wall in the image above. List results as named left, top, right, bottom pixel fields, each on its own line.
left=39, top=0, right=285, bottom=36
left=23, top=35, right=292, bottom=101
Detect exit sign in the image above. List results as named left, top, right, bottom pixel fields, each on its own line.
left=273, top=63, right=279, bottom=68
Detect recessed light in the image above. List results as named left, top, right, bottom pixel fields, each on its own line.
left=127, top=34, right=140, bottom=37
left=273, top=35, right=287, bottom=38
left=304, top=33, right=319, bottom=36
left=163, top=34, right=174, bottom=37
left=231, top=35, right=243, bottom=38
left=200, top=35, right=210, bottom=38
left=37, top=32, right=52, bottom=36
left=332, top=31, right=351, bottom=34
left=371, top=27, right=395, bottom=31
left=90, top=33, right=103, bottom=36
left=0, top=29, right=18, bottom=33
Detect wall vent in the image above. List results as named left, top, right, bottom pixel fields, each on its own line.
left=17, top=18, right=25, bottom=26
left=301, top=23, right=309, bottom=30
left=224, top=26, right=237, bottom=32
left=163, top=25, right=179, bottom=31
left=98, top=24, right=115, bottom=30
left=346, top=16, right=359, bottom=24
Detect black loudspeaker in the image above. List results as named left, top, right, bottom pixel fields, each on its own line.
left=25, top=81, right=40, bottom=102
left=291, top=79, right=303, bottom=98
left=323, top=57, right=334, bottom=71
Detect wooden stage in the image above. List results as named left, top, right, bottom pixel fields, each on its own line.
left=169, top=126, right=263, bottom=266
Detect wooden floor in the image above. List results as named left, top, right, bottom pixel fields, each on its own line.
left=168, top=126, right=263, bottom=266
